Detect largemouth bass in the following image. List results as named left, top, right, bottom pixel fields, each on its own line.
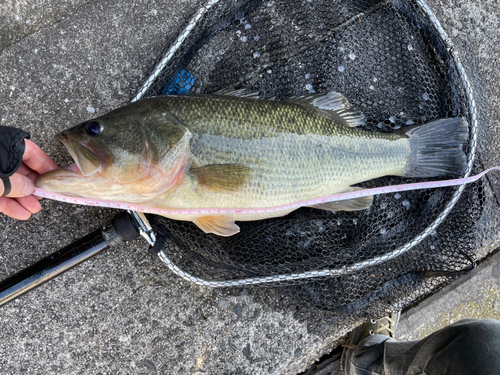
left=36, top=92, right=467, bottom=236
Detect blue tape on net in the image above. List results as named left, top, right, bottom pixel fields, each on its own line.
left=162, top=70, right=196, bottom=95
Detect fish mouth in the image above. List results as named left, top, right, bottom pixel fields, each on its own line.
left=56, top=133, right=102, bottom=176
left=35, top=134, right=102, bottom=194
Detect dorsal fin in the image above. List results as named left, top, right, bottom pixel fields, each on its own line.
left=214, top=88, right=261, bottom=99
left=285, top=92, right=366, bottom=127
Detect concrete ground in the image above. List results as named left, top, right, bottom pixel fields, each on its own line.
left=0, top=0, right=499, bottom=374
left=398, top=249, right=500, bottom=340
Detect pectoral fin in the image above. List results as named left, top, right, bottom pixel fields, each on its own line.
left=190, top=164, right=251, bottom=192
left=193, top=216, right=240, bottom=237
left=309, top=187, right=373, bottom=211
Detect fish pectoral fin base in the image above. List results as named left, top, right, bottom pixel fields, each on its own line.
left=190, top=164, right=250, bottom=192
left=308, top=187, right=373, bottom=211
left=193, top=216, right=240, bottom=237
left=285, top=92, right=366, bottom=128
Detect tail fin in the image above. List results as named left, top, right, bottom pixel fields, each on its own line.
left=403, top=118, right=468, bottom=178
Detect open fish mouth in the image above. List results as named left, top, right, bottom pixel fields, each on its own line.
left=56, top=133, right=102, bottom=176
left=36, top=135, right=104, bottom=195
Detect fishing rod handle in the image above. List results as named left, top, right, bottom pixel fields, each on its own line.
left=0, top=211, right=140, bottom=307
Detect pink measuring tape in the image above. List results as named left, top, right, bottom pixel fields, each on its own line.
left=33, top=167, right=499, bottom=215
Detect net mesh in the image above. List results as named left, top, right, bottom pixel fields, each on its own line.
left=137, top=0, right=482, bottom=315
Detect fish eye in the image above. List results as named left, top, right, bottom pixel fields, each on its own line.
left=86, top=121, right=103, bottom=136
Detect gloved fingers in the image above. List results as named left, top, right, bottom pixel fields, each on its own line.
left=22, top=139, right=59, bottom=175
left=0, top=196, right=32, bottom=220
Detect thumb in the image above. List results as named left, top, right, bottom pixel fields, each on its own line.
left=1, top=173, right=35, bottom=197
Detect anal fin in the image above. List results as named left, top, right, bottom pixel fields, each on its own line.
left=309, top=187, right=373, bottom=212
left=193, top=216, right=240, bottom=237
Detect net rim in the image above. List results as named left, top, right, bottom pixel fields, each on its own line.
left=133, top=0, right=478, bottom=286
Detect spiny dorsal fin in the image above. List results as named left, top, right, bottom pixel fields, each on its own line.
left=193, top=215, right=240, bottom=236
left=308, top=187, right=373, bottom=211
left=214, top=88, right=261, bottom=99
left=190, top=164, right=251, bottom=192
left=285, top=92, right=366, bottom=127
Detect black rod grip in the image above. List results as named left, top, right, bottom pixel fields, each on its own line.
left=0, top=229, right=108, bottom=307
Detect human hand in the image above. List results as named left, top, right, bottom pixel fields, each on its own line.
left=0, top=139, right=58, bottom=220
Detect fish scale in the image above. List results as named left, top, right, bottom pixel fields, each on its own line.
left=150, top=95, right=409, bottom=208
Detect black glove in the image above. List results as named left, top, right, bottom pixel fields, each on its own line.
left=0, top=126, right=31, bottom=195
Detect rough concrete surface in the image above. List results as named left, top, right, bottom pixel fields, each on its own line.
left=0, top=0, right=499, bottom=374
left=0, top=0, right=92, bottom=53
left=397, top=249, right=500, bottom=341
